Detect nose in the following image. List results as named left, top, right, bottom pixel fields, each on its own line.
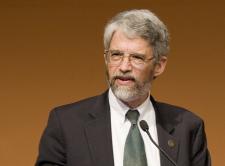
left=119, top=55, right=132, bottom=73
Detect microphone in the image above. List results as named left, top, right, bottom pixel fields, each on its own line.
left=140, top=120, right=178, bottom=166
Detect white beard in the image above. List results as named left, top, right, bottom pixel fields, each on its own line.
left=110, top=79, right=151, bottom=102
left=105, top=65, right=154, bottom=103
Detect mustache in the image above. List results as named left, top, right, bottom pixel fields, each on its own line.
left=112, top=73, right=136, bottom=81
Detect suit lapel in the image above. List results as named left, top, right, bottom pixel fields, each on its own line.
left=84, top=91, right=114, bottom=166
left=151, top=96, right=180, bottom=166
left=83, top=92, right=180, bottom=166
left=157, top=125, right=179, bottom=166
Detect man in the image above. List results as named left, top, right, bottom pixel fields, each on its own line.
left=36, top=9, right=211, bottom=166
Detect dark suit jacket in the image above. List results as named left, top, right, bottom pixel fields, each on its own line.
left=35, top=91, right=211, bottom=166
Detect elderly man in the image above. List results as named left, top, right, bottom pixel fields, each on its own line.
left=36, top=9, right=211, bottom=166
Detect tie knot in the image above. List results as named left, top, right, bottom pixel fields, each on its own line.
left=126, top=110, right=140, bottom=125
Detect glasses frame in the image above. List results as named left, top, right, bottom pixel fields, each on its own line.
left=104, top=49, right=155, bottom=68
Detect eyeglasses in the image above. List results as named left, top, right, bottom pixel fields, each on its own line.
left=104, top=50, right=155, bottom=68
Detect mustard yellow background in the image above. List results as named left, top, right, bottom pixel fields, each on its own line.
left=0, top=0, right=224, bottom=165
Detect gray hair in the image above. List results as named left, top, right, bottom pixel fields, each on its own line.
left=103, top=9, right=169, bottom=59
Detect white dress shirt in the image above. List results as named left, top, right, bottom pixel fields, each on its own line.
left=109, top=89, right=161, bottom=166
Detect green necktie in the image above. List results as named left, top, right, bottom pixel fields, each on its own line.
left=123, top=110, right=148, bottom=166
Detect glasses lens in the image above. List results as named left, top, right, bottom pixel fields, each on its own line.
left=105, top=50, right=153, bottom=68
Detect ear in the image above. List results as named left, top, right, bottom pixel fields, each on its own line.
left=104, top=51, right=108, bottom=64
left=153, top=56, right=167, bottom=78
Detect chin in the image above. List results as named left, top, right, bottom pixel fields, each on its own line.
left=111, top=81, right=151, bottom=102
left=112, top=86, right=142, bottom=102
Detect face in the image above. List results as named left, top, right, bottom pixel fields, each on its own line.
left=105, top=30, right=167, bottom=104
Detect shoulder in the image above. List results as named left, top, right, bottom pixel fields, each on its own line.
left=152, top=99, right=211, bottom=165
left=153, top=98, right=204, bottom=129
left=50, top=90, right=108, bottom=118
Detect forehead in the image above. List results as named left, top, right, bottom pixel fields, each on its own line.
left=109, top=30, right=152, bottom=54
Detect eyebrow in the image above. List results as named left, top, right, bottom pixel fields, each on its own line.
left=110, top=50, right=146, bottom=56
